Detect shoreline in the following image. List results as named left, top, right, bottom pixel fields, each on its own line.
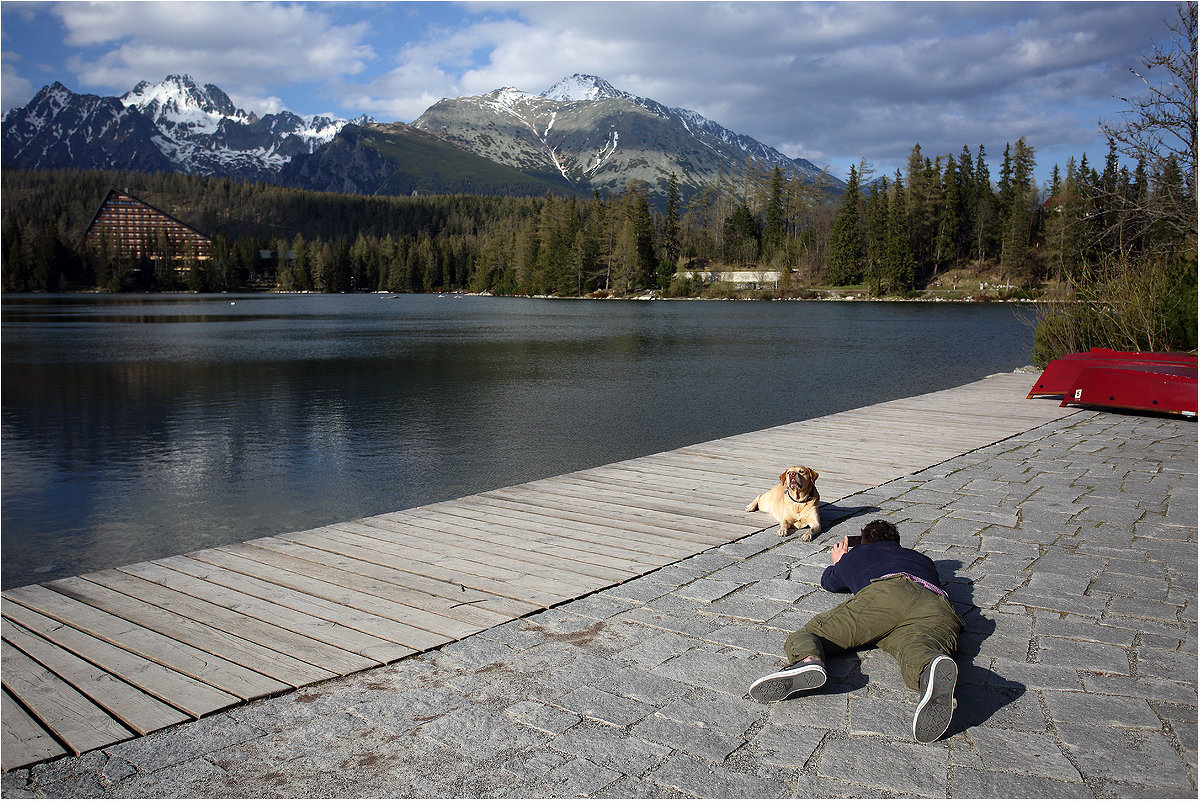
left=12, top=288, right=1063, bottom=303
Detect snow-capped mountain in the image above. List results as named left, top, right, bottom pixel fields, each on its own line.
left=2, top=73, right=836, bottom=200
left=413, top=73, right=834, bottom=195
left=1, top=82, right=175, bottom=172
left=541, top=74, right=625, bottom=102
left=542, top=73, right=824, bottom=173
left=3, top=75, right=371, bottom=180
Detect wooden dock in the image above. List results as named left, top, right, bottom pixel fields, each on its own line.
left=1, top=372, right=1074, bottom=771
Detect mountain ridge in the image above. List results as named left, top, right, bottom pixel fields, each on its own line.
left=412, top=73, right=833, bottom=196
left=3, top=74, right=372, bottom=181
left=2, top=73, right=840, bottom=199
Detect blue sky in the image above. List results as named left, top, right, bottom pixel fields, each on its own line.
left=0, top=1, right=1182, bottom=183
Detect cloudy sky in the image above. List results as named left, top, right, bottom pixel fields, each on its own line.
left=0, top=1, right=1182, bottom=182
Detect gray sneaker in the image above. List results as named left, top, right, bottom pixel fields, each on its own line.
left=748, top=661, right=827, bottom=702
left=913, top=655, right=957, bottom=743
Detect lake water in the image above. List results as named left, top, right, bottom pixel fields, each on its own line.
left=2, top=293, right=1037, bottom=588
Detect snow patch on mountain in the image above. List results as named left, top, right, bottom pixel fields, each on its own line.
left=588, top=130, right=619, bottom=175
left=118, top=74, right=371, bottom=176
left=3, top=74, right=377, bottom=179
left=541, top=74, right=622, bottom=102
left=537, top=74, right=812, bottom=176
left=122, top=74, right=247, bottom=136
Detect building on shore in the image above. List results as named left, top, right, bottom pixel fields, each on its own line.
left=677, top=268, right=781, bottom=290
left=81, top=189, right=213, bottom=267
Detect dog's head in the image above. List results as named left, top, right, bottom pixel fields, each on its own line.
left=779, top=466, right=819, bottom=496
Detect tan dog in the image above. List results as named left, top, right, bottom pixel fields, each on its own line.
left=745, top=466, right=822, bottom=539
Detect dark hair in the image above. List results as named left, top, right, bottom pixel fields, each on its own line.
left=860, top=519, right=900, bottom=544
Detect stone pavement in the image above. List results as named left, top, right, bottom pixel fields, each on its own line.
left=3, top=409, right=1196, bottom=798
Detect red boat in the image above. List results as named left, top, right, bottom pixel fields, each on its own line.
left=1078, top=347, right=1196, bottom=365
left=1028, top=349, right=1197, bottom=417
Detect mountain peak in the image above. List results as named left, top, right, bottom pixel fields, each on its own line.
left=541, top=74, right=624, bottom=102
left=122, top=74, right=242, bottom=132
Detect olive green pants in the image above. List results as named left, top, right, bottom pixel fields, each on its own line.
left=784, top=575, right=964, bottom=691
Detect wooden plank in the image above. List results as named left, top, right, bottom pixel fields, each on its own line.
left=2, top=601, right=237, bottom=718
left=2, top=690, right=66, bottom=772
left=678, top=429, right=958, bottom=460
left=485, top=481, right=760, bottom=534
left=157, top=554, right=434, bottom=656
left=305, top=523, right=570, bottom=606
left=480, top=485, right=750, bottom=540
left=3, top=585, right=290, bottom=700
left=529, top=475, right=756, bottom=527
left=193, top=545, right=479, bottom=643
left=532, top=471, right=763, bottom=524
left=668, top=439, right=923, bottom=470
left=266, top=530, right=543, bottom=618
left=360, top=515, right=630, bottom=587
left=119, top=561, right=406, bottom=665
left=423, top=496, right=683, bottom=561
left=1, top=644, right=132, bottom=755
left=444, top=494, right=726, bottom=556
left=621, top=451, right=781, bottom=482
left=581, top=462, right=763, bottom=495
left=91, top=567, right=378, bottom=676
left=389, top=507, right=652, bottom=575
left=291, top=520, right=579, bottom=599
left=3, top=619, right=189, bottom=735
left=229, top=539, right=515, bottom=631
left=439, top=497, right=695, bottom=559
left=552, top=472, right=758, bottom=514
left=253, top=527, right=544, bottom=618
left=556, top=469, right=798, bottom=514
left=377, top=509, right=641, bottom=581
left=46, top=575, right=337, bottom=689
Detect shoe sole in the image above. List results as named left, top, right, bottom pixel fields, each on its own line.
left=748, top=664, right=826, bottom=702
left=913, top=655, right=957, bottom=743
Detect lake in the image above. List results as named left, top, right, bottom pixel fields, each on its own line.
left=2, top=293, right=1037, bottom=588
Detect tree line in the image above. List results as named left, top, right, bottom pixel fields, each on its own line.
left=1029, top=2, right=1196, bottom=363
left=1, top=132, right=1193, bottom=302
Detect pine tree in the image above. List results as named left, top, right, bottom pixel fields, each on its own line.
left=664, top=172, right=682, bottom=266
left=826, top=165, right=864, bottom=285
left=973, top=145, right=997, bottom=262
left=864, top=179, right=890, bottom=293
left=883, top=171, right=916, bottom=293
left=933, top=159, right=960, bottom=273
left=723, top=202, right=760, bottom=267
left=762, top=166, right=787, bottom=263
left=1000, top=138, right=1037, bottom=275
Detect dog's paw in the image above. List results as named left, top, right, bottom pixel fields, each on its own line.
left=799, top=531, right=814, bottom=542
left=745, top=500, right=758, bottom=512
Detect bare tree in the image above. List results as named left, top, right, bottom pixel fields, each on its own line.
left=1101, top=2, right=1197, bottom=247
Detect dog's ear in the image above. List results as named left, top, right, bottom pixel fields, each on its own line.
left=806, top=467, right=820, bottom=481
left=779, top=470, right=789, bottom=485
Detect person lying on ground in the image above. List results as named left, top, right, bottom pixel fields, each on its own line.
left=748, top=519, right=964, bottom=743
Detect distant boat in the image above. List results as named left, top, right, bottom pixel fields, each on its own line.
left=1028, top=348, right=1197, bottom=417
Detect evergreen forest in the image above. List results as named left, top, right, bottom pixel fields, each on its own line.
left=2, top=133, right=1191, bottom=307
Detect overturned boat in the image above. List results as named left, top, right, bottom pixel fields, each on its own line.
left=1028, top=348, right=1197, bottom=417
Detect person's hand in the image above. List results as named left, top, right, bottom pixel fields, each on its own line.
left=831, top=536, right=851, bottom=565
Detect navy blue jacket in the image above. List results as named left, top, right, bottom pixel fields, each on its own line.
left=821, top=540, right=943, bottom=595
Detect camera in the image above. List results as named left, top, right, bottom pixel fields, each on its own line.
left=846, top=535, right=862, bottom=547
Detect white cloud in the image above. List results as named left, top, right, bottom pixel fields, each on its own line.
left=54, top=1, right=374, bottom=112
left=8, top=0, right=1177, bottom=181
left=2, top=57, right=34, bottom=111
left=462, top=0, right=1173, bottom=178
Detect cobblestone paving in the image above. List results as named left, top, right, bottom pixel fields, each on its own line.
left=4, top=410, right=1195, bottom=798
